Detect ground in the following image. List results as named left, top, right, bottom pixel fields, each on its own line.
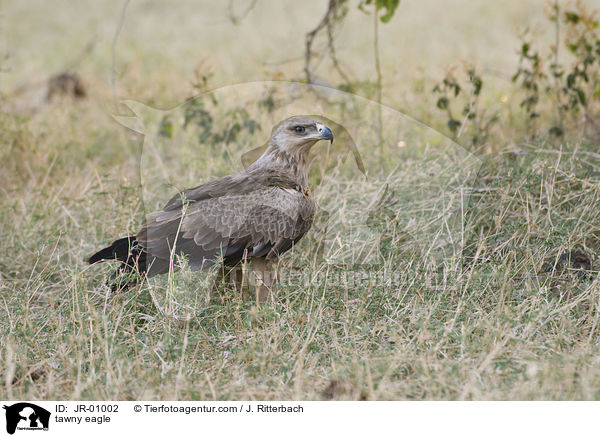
left=2, top=0, right=600, bottom=400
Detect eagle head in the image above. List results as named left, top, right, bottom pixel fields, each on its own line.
left=270, top=116, right=333, bottom=156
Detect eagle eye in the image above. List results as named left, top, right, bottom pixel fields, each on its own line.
left=293, top=125, right=306, bottom=134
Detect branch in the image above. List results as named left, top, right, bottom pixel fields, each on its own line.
left=304, top=0, right=337, bottom=84
left=326, top=10, right=351, bottom=83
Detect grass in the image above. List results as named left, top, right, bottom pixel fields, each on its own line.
left=2, top=0, right=600, bottom=400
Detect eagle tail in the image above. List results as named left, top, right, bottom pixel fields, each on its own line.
left=88, top=236, right=147, bottom=275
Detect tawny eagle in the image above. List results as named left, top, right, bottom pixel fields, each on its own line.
left=88, top=116, right=333, bottom=299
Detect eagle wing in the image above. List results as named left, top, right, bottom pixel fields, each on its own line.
left=137, top=186, right=315, bottom=276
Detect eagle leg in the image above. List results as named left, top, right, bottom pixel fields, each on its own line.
left=249, top=257, right=277, bottom=302
left=225, top=263, right=246, bottom=294
left=208, top=262, right=248, bottom=303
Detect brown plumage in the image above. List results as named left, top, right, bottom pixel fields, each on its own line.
left=89, top=116, right=333, bottom=297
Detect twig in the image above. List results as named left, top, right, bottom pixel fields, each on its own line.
left=552, top=0, right=563, bottom=133
left=373, top=5, right=383, bottom=143
left=457, top=88, right=476, bottom=139
left=304, top=0, right=334, bottom=83
left=65, top=35, right=98, bottom=71
left=228, top=0, right=258, bottom=25
left=111, top=0, right=130, bottom=107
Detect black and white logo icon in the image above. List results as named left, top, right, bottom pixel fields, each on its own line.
left=2, top=403, right=50, bottom=435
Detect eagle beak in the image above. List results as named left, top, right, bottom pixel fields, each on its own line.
left=317, top=124, right=334, bottom=143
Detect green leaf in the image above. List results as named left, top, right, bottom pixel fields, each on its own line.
left=564, top=12, right=580, bottom=24
left=377, top=0, right=400, bottom=23
left=436, top=97, right=449, bottom=109
left=471, top=75, right=482, bottom=95
left=447, top=119, right=460, bottom=132
left=581, top=70, right=589, bottom=82
left=360, top=0, right=400, bottom=23
left=576, top=88, right=586, bottom=105
left=158, top=116, right=174, bottom=138
left=453, top=83, right=461, bottom=97
left=549, top=126, right=564, bottom=137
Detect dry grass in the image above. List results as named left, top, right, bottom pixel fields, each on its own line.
left=2, top=1, right=600, bottom=400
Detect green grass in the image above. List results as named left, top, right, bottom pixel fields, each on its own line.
left=2, top=1, right=600, bottom=400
